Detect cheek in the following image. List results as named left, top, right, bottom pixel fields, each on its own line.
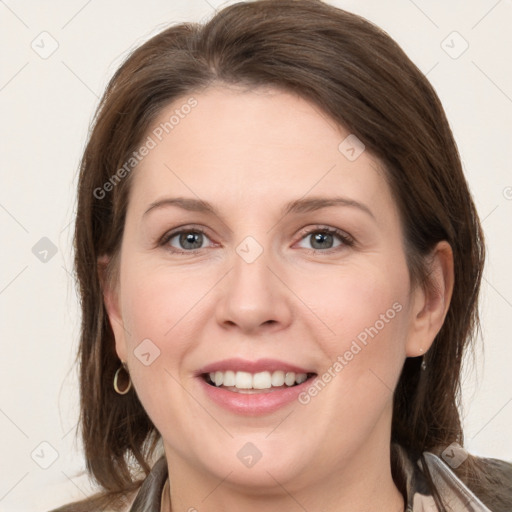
left=310, top=261, right=409, bottom=349
left=295, top=265, right=409, bottom=431
left=117, top=266, right=201, bottom=435
left=117, top=256, right=221, bottom=398
left=302, top=259, right=411, bottom=415
left=116, top=263, right=181, bottom=359
left=120, top=250, right=411, bottom=380
left=120, top=259, right=207, bottom=343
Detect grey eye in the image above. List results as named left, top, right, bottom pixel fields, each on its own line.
left=169, top=231, right=208, bottom=250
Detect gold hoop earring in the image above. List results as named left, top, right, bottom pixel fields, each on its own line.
left=114, top=364, right=132, bottom=395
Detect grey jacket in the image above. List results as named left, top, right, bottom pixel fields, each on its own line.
left=127, top=444, right=497, bottom=511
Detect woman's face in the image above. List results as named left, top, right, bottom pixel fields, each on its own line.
left=105, top=86, right=434, bottom=493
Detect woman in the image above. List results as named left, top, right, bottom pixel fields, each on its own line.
left=54, top=0, right=512, bottom=510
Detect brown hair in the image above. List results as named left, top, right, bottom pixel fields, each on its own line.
left=59, top=0, right=510, bottom=510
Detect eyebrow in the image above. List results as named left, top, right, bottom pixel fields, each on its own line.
left=143, top=196, right=375, bottom=221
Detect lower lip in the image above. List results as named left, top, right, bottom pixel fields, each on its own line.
left=198, top=376, right=316, bottom=415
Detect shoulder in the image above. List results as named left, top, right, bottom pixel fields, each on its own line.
left=465, top=455, right=512, bottom=512
left=420, top=450, right=512, bottom=511
left=478, top=455, right=512, bottom=479
left=419, top=451, right=492, bottom=511
left=48, top=457, right=166, bottom=512
left=47, top=486, right=138, bottom=512
left=392, top=443, right=512, bottom=511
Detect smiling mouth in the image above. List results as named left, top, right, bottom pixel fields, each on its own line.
left=202, top=370, right=317, bottom=393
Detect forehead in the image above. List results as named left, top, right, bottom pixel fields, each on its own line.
left=128, top=86, right=393, bottom=220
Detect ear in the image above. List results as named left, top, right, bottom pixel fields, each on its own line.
left=405, top=241, right=454, bottom=357
left=98, top=254, right=128, bottom=362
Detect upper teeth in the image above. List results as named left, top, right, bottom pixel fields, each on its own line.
left=208, top=370, right=308, bottom=389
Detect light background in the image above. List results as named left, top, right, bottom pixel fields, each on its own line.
left=0, top=0, right=511, bottom=510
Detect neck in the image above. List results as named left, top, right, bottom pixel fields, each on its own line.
left=163, top=437, right=404, bottom=512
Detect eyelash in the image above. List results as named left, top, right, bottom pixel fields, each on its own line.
left=158, top=225, right=355, bottom=255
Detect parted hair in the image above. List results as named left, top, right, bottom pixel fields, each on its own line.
left=56, top=1, right=511, bottom=511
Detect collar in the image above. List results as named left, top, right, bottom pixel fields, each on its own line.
left=393, top=443, right=491, bottom=511
left=128, top=456, right=168, bottom=512
left=128, top=445, right=491, bottom=512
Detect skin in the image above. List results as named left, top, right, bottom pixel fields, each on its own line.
left=102, top=85, right=454, bottom=512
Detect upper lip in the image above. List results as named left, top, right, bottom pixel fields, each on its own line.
left=196, top=358, right=316, bottom=376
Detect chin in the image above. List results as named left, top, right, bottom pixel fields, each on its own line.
left=196, top=436, right=314, bottom=490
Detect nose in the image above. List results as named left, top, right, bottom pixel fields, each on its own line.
left=215, top=243, right=293, bottom=335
